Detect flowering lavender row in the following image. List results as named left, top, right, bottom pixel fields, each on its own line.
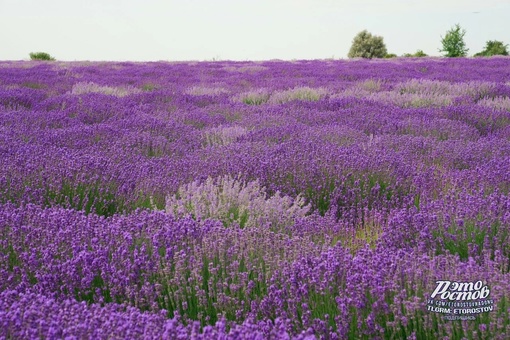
left=0, top=290, right=318, bottom=340
left=1, top=203, right=508, bottom=338
left=1, top=58, right=510, bottom=338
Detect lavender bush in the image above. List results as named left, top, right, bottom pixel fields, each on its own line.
left=1, top=57, right=510, bottom=339
left=165, top=175, right=310, bottom=229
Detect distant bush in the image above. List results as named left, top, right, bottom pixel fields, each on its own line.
left=403, top=50, right=428, bottom=57
left=414, top=50, right=428, bottom=57
left=348, top=30, right=388, bottom=59
left=384, top=53, right=397, bottom=58
left=474, top=40, right=509, bottom=57
left=439, top=24, right=468, bottom=57
left=29, top=52, right=56, bottom=61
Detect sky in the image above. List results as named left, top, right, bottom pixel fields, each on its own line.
left=1, top=0, right=509, bottom=61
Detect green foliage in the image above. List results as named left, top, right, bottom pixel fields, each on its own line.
left=348, top=30, right=388, bottom=59
left=29, top=52, right=56, bottom=61
left=403, top=50, right=428, bottom=57
left=474, top=40, right=509, bottom=57
left=384, top=53, right=397, bottom=58
left=439, top=24, right=468, bottom=57
left=414, top=50, right=428, bottom=57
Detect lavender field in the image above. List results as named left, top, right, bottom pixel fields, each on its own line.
left=1, top=57, right=510, bottom=339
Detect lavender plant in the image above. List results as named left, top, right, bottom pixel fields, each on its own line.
left=71, top=81, right=141, bottom=97
left=165, top=175, right=310, bottom=230
left=1, top=57, right=510, bottom=339
left=268, top=86, right=328, bottom=104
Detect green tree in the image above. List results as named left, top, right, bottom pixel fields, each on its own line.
left=413, top=49, right=428, bottom=57
left=439, top=24, right=468, bottom=57
left=348, top=30, right=388, bottom=59
left=474, top=40, right=509, bottom=57
left=29, top=52, right=56, bottom=61
left=402, top=50, right=428, bottom=57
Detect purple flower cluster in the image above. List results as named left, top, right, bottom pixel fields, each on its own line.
left=0, top=290, right=318, bottom=339
left=1, top=57, right=510, bottom=338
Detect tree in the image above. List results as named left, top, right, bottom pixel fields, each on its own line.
left=439, top=24, right=468, bottom=57
left=413, top=50, right=428, bottom=57
left=29, top=52, right=56, bottom=61
left=474, top=40, right=509, bottom=57
left=348, top=30, right=388, bottom=59
left=402, top=50, right=428, bottom=57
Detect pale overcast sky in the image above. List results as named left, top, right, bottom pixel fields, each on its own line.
left=1, top=0, right=509, bottom=61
